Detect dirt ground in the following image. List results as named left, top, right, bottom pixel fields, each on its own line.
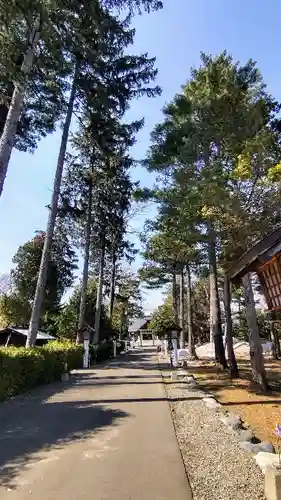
left=190, top=358, right=281, bottom=448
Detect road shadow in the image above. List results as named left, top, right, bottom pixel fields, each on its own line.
left=67, top=396, right=201, bottom=404
left=221, top=399, right=281, bottom=406
left=76, top=374, right=163, bottom=380
left=0, top=398, right=128, bottom=490
left=0, top=347, right=158, bottom=490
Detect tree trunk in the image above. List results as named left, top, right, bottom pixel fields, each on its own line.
left=93, top=235, right=106, bottom=344
left=120, top=301, right=129, bottom=338
left=109, top=253, right=117, bottom=320
left=242, top=273, right=268, bottom=390
left=172, top=267, right=178, bottom=323
left=186, top=263, right=197, bottom=359
left=120, top=303, right=125, bottom=337
left=175, top=274, right=181, bottom=321
left=208, top=224, right=227, bottom=368
left=224, top=276, right=239, bottom=377
left=0, top=19, right=41, bottom=196
left=275, top=327, right=281, bottom=358
left=237, top=295, right=242, bottom=327
left=209, top=291, right=214, bottom=342
left=26, top=62, right=79, bottom=347
left=270, top=321, right=281, bottom=359
left=76, top=175, right=93, bottom=343
left=179, top=268, right=185, bottom=348
left=270, top=322, right=277, bottom=359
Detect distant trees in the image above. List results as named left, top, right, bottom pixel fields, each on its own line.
left=0, top=229, right=77, bottom=328
left=12, top=230, right=76, bottom=311
left=150, top=296, right=175, bottom=338
left=55, top=278, right=116, bottom=341
left=111, top=268, right=144, bottom=333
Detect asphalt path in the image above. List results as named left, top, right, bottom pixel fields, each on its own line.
left=0, top=347, right=192, bottom=500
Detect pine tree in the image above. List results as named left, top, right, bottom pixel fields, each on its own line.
left=0, top=0, right=163, bottom=195
left=143, top=52, right=281, bottom=380
left=26, top=3, right=161, bottom=346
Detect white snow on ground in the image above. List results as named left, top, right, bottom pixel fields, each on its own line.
left=196, top=338, right=273, bottom=359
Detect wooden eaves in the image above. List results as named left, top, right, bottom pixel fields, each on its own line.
left=226, top=226, right=281, bottom=284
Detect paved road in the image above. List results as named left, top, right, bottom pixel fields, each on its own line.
left=0, top=347, right=192, bottom=500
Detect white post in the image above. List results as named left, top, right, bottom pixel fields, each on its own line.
left=83, top=339, right=90, bottom=368
left=140, top=332, right=143, bottom=347
left=152, top=334, right=155, bottom=346
left=113, top=340, right=117, bottom=357
left=172, top=338, right=178, bottom=366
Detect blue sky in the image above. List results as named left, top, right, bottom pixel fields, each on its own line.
left=0, top=0, right=281, bottom=313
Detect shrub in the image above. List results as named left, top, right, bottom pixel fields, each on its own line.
left=0, top=347, right=45, bottom=400
left=43, top=340, right=84, bottom=371
left=0, top=341, right=83, bottom=401
left=89, top=339, right=126, bottom=363
left=90, top=340, right=114, bottom=363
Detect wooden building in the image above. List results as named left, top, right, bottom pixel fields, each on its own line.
left=227, top=226, right=281, bottom=315
left=128, top=317, right=156, bottom=346
left=0, top=327, right=55, bottom=347
left=225, top=227, right=281, bottom=380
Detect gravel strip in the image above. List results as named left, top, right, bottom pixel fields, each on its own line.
left=163, top=374, right=265, bottom=500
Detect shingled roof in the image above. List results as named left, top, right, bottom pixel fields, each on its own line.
left=227, top=226, right=281, bottom=283
left=128, top=318, right=150, bottom=333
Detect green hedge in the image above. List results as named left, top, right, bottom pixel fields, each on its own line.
left=0, top=341, right=83, bottom=401
left=42, top=340, right=83, bottom=370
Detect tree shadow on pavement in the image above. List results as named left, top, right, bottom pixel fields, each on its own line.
left=0, top=347, right=164, bottom=490
left=0, top=398, right=128, bottom=490
left=75, top=374, right=163, bottom=380
left=73, top=379, right=164, bottom=387
left=62, top=396, right=201, bottom=405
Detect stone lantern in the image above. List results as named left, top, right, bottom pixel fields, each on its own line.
left=77, top=325, right=94, bottom=368
left=162, top=323, right=182, bottom=366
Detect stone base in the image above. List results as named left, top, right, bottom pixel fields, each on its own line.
left=255, top=453, right=280, bottom=474
left=61, top=373, right=69, bottom=382
left=202, top=397, right=221, bottom=410
left=265, top=465, right=281, bottom=500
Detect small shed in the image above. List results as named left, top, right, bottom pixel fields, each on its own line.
left=0, top=327, right=55, bottom=347
left=227, top=226, right=281, bottom=313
